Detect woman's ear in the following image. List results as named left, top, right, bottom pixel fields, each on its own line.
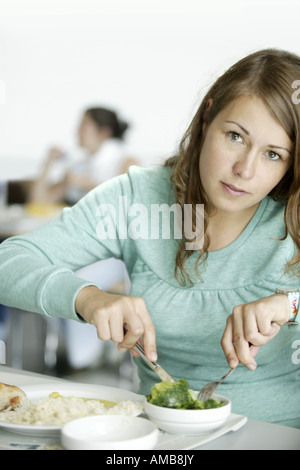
left=206, top=98, right=213, bottom=110
left=202, top=98, right=213, bottom=132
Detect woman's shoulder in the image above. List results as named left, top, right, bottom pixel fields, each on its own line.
left=79, top=163, right=172, bottom=209
left=127, top=163, right=171, bottom=180
left=126, top=164, right=173, bottom=198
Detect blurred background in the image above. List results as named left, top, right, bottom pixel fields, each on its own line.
left=0, top=0, right=299, bottom=390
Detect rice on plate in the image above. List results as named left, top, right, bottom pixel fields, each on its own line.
left=0, top=390, right=144, bottom=426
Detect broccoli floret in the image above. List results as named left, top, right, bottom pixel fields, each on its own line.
left=147, top=378, right=195, bottom=409
left=188, top=397, right=224, bottom=409
left=204, top=398, right=225, bottom=409
left=188, top=399, right=205, bottom=410
left=147, top=379, right=225, bottom=410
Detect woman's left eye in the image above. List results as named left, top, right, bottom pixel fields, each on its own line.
left=266, top=150, right=281, bottom=161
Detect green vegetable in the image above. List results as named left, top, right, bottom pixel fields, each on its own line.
left=146, top=378, right=225, bottom=410
left=146, top=379, right=194, bottom=409
left=188, top=397, right=225, bottom=410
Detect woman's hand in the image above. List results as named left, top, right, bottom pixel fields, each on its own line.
left=75, top=286, right=157, bottom=362
left=221, top=294, right=290, bottom=370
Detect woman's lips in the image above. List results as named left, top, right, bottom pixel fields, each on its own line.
left=221, top=182, right=249, bottom=196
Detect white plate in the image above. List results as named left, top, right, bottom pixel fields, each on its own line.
left=0, top=383, right=145, bottom=437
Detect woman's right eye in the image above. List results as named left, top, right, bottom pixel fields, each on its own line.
left=227, top=131, right=243, bottom=143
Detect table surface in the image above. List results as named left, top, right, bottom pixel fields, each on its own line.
left=0, top=204, right=64, bottom=239
left=0, top=366, right=299, bottom=450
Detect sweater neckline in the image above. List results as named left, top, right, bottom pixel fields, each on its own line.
left=206, top=197, right=269, bottom=260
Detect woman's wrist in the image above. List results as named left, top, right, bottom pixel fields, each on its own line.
left=75, top=285, right=101, bottom=318
left=276, top=288, right=300, bottom=324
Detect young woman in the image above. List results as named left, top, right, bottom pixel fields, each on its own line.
left=0, top=49, right=299, bottom=427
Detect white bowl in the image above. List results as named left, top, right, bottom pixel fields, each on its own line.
left=61, top=415, right=159, bottom=450
left=144, top=394, right=231, bottom=435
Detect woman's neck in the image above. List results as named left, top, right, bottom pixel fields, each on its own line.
left=206, top=203, right=260, bottom=252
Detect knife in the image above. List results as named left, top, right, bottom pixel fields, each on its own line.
left=132, top=342, right=176, bottom=384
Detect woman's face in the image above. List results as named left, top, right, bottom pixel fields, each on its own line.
left=199, top=95, right=293, bottom=217
left=78, top=114, right=110, bottom=153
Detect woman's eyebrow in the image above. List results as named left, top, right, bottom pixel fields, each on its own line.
left=225, top=120, right=250, bottom=135
left=225, top=120, right=291, bottom=154
left=268, top=145, right=292, bottom=155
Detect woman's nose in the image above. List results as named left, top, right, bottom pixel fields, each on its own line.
left=232, top=151, right=256, bottom=179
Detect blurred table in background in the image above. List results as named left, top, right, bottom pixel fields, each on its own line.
left=0, top=203, right=65, bottom=240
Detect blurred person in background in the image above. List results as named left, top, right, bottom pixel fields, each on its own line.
left=29, top=107, right=137, bottom=205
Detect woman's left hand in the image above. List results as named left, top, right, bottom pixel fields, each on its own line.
left=221, top=294, right=290, bottom=370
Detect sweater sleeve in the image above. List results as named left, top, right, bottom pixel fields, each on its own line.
left=0, top=172, right=133, bottom=321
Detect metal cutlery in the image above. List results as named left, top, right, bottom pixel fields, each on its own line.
left=132, top=342, right=176, bottom=384
left=197, top=366, right=235, bottom=402
left=198, top=344, right=254, bottom=401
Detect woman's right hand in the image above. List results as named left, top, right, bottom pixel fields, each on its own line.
left=75, top=286, right=157, bottom=362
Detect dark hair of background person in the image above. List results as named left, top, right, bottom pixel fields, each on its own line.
left=85, top=107, right=129, bottom=140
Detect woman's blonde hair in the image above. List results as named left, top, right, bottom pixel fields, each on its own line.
left=166, top=48, right=300, bottom=285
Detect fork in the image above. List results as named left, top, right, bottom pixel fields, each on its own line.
left=198, top=344, right=253, bottom=401
left=197, top=366, right=235, bottom=402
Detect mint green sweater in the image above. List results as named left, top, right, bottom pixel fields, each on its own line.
left=0, top=166, right=299, bottom=427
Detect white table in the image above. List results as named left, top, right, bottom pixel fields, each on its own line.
left=0, top=366, right=299, bottom=450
